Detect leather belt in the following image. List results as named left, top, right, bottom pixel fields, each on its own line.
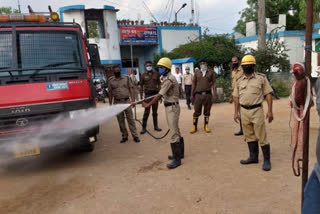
left=195, top=91, right=211, bottom=95
left=240, top=103, right=262, bottom=110
left=164, top=102, right=179, bottom=107
left=115, top=98, right=129, bottom=102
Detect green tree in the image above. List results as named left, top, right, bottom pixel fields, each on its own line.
left=87, top=20, right=99, bottom=38
left=234, top=0, right=319, bottom=35
left=154, top=34, right=243, bottom=79
left=0, top=7, right=20, bottom=14
left=245, top=32, right=290, bottom=73
left=172, top=35, right=243, bottom=70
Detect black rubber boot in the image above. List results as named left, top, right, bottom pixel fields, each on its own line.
left=140, top=118, right=147, bottom=134
left=261, top=144, right=271, bottom=171
left=167, top=143, right=182, bottom=169
left=168, top=137, right=184, bottom=160
left=153, top=116, right=162, bottom=132
left=240, top=141, right=259, bottom=164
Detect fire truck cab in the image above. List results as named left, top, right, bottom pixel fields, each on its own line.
left=0, top=8, right=100, bottom=158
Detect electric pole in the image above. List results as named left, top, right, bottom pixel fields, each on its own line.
left=257, top=0, right=266, bottom=50
left=301, top=0, right=313, bottom=208
left=18, top=0, right=21, bottom=13
left=190, top=0, right=195, bottom=25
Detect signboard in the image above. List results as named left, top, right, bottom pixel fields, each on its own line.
left=120, top=26, right=157, bottom=43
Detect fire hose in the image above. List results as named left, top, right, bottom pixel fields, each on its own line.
left=131, top=95, right=170, bottom=140
left=289, top=63, right=313, bottom=177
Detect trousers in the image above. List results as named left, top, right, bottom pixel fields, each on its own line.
left=185, top=85, right=192, bottom=105
left=165, top=104, right=181, bottom=143
left=193, top=93, right=212, bottom=117
left=240, top=106, right=268, bottom=146
left=115, top=100, right=138, bottom=138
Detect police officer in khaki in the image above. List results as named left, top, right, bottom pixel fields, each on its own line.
left=108, top=65, right=140, bottom=143
left=233, top=55, right=273, bottom=171
left=190, top=59, right=217, bottom=133
left=140, top=61, right=162, bottom=134
left=229, top=56, right=244, bottom=136
left=142, top=57, right=184, bottom=169
left=182, top=66, right=193, bottom=110
left=129, top=69, right=139, bottom=101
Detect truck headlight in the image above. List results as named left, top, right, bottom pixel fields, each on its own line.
left=69, top=110, right=86, bottom=120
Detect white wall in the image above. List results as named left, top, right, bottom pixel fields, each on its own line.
left=101, top=10, right=121, bottom=61
left=279, top=37, right=304, bottom=66
left=62, top=9, right=121, bottom=63
left=161, top=29, right=199, bottom=52
left=266, top=14, right=286, bottom=33
left=246, top=21, right=256, bottom=37
left=238, top=36, right=304, bottom=72
left=238, top=40, right=258, bottom=51
left=61, top=10, right=86, bottom=33
left=312, top=39, right=320, bottom=78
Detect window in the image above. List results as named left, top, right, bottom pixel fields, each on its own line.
left=18, top=31, right=84, bottom=69
left=0, top=32, right=13, bottom=68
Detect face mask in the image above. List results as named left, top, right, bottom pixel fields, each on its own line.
left=242, top=65, right=254, bottom=74
left=158, top=68, right=166, bottom=76
left=146, top=66, right=152, bottom=71
left=200, top=64, right=207, bottom=71
left=114, top=72, right=121, bottom=77
left=232, top=63, right=239, bottom=69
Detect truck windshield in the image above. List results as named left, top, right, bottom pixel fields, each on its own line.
left=0, top=31, right=86, bottom=76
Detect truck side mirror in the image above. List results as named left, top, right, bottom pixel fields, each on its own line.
left=88, top=44, right=101, bottom=67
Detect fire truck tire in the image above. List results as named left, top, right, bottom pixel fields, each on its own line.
left=82, top=142, right=95, bottom=152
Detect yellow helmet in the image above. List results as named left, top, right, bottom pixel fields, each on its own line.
left=157, top=57, right=172, bottom=69
left=241, top=55, right=256, bottom=65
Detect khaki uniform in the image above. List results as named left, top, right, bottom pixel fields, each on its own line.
left=108, top=76, right=138, bottom=138
left=140, top=70, right=161, bottom=126
left=193, top=69, right=215, bottom=117
left=130, top=74, right=139, bottom=101
left=231, top=66, right=244, bottom=91
left=233, top=73, right=273, bottom=146
left=182, top=73, right=193, bottom=106
left=158, top=72, right=181, bottom=143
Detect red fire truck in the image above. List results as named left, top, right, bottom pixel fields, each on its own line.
left=0, top=10, right=100, bottom=158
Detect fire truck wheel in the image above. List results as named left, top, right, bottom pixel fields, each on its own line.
left=78, top=135, right=96, bottom=152
left=82, top=142, right=95, bottom=152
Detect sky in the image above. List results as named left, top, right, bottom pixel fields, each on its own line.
left=0, top=0, right=248, bottom=34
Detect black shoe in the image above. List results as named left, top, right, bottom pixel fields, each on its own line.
left=120, top=138, right=128, bottom=143
left=168, top=137, right=184, bottom=160
left=167, top=142, right=182, bottom=169
left=187, top=105, right=191, bottom=110
left=134, top=137, right=140, bottom=143
left=140, top=128, right=147, bottom=135
left=261, top=144, right=271, bottom=171
left=234, top=130, right=243, bottom=136
left=240, top=141, right=259, bottom=164
left=154, top=127, right=162, bottom=132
